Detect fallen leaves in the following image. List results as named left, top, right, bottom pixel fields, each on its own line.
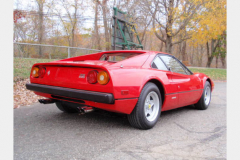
left=14, top=79, right=43, bottom=109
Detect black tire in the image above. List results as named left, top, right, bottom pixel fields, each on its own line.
left=127, top=82, right=162, bottom=130
left=55, top=101, right=79, bottom=113
left=195, top=81, right=211, bottom=110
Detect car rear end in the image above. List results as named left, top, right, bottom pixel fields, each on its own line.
left=26, top=51, right=148, bottom=114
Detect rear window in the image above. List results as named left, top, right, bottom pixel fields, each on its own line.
left=100, top=53, right=140, bottom=62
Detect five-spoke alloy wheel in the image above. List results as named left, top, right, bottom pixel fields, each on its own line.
left=144, top=91, right=160, bottom=122
left=128, top=82, right=162, bottom=129
left=195, top=81, right=212, bottom=110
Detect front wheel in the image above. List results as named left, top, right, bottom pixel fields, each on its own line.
left=127, top=82, right=162, bottom=130
left=195, top=81, right=211, bottom=110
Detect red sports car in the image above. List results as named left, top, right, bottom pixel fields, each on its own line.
left=26, top=50, right=214, bottom=129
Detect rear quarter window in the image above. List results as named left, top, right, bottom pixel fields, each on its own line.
left=152, top=56, right=168, bottom=71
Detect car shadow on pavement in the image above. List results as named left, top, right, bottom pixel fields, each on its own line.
left=41, top=109, right=132, bottom=130
left=37, top=105, right=197, bottom=130
left=160, top=105, right=196, bottom=118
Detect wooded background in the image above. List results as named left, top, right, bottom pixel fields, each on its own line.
left=13, top=0, right=226, bottom=68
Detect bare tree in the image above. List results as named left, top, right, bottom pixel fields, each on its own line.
left=54, top=0, right=83, bottom=49
left=92, top=0, right=101, bottom=50
left=141, top=0, right=202, bottom=54
left=36, top=0, right=46, bottom=57
left=98, top=0, right=111, bottom=50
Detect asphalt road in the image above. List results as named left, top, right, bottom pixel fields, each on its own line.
left=14, top=82, right=226, bottom=160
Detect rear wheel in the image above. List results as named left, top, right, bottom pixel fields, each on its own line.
left=127, top=82, right=162, bottom=130
left=195, top=81, right=211, bottom=110
left=55, top=101, right=79, bottom=113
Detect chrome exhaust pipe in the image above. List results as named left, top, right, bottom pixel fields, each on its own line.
left=78, top=106, right=94, bottom=114
left=39, top=99, right=55, bottom=104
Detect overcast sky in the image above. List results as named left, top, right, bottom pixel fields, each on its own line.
left=13, top=0, right=98, bottom=29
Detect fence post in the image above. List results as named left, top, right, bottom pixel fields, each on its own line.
left=68, top=47, right=71, bottom=58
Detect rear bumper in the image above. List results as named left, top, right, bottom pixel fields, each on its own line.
left=26, top=83, right=114, bottom=104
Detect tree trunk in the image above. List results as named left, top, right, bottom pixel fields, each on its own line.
left=159, top=34, right=165, bottom=51
left=191, top=45, right=194, bottom=65
left=71, top=28, right=75, bottom=47
left=220, top=32, right=226, bottom=68
left=220, top=54, right=226, bottom=68
left=165, top=0, right=174, bottom=54
left=206, top=56, right=214, bottom=68
left=159, top=41, right=164, bottom=52
left=197, top=44, right=203, bottom=67
left=69, top=3, right=77, bottom=56
left=165, top=36, right=172, bottom=53
left=181, top=41, right=187, bottom=61
left=38, top=1, right=44, bottom=57
left=94, top=1, right=101, bottom=50
left=206, top=41, right=210, bottom=67
left=178, top=43, right=182, bottom=60
left=206, top=40, right=218, bottom=68
left=102, top=0, right=110, bottom=50
left=144, top=35, right=148, bottom=49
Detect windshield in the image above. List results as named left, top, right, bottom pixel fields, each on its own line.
left=99, top=53, right=140, bottom=62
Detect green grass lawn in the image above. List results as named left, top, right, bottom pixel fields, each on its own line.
left=14, top=58, right=226, bottom=82
left=189, top=67, right=226, bottom=81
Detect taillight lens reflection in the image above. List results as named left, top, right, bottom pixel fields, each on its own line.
left=32, top=67, right=39, bottom=78
left=97, top=71, right=109, bottom=85
left=87, top=70, right=98, bottom=84
left=31, top=66, right=46, bottom=78
left=38, top=66, right=46, bottom=78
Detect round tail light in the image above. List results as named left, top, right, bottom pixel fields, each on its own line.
left=31, top=66, right=46, bottom=78
left=97, top=71, right=109, bottom=85
left=32, top=67, right=39, bottom=78
left=38, top=66, right=46, bottom=78
left=87, top=70, right=98, bottom=84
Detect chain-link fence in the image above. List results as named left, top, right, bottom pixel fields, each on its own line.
left=14, top=42, right=102, bottom=59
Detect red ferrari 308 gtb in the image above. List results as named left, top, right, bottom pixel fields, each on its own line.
left=26, top=50, right=214, bottom=129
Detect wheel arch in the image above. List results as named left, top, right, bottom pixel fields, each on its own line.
left=205, top=78, right=214, bottom=91
left=141, top=78, right=165, bottom=105
left=197, top=73, right=214, bottom=92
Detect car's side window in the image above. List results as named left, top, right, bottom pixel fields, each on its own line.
left=160, top=55, right=188, bottom=75
left=151, top=56, right=168, bottom=71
